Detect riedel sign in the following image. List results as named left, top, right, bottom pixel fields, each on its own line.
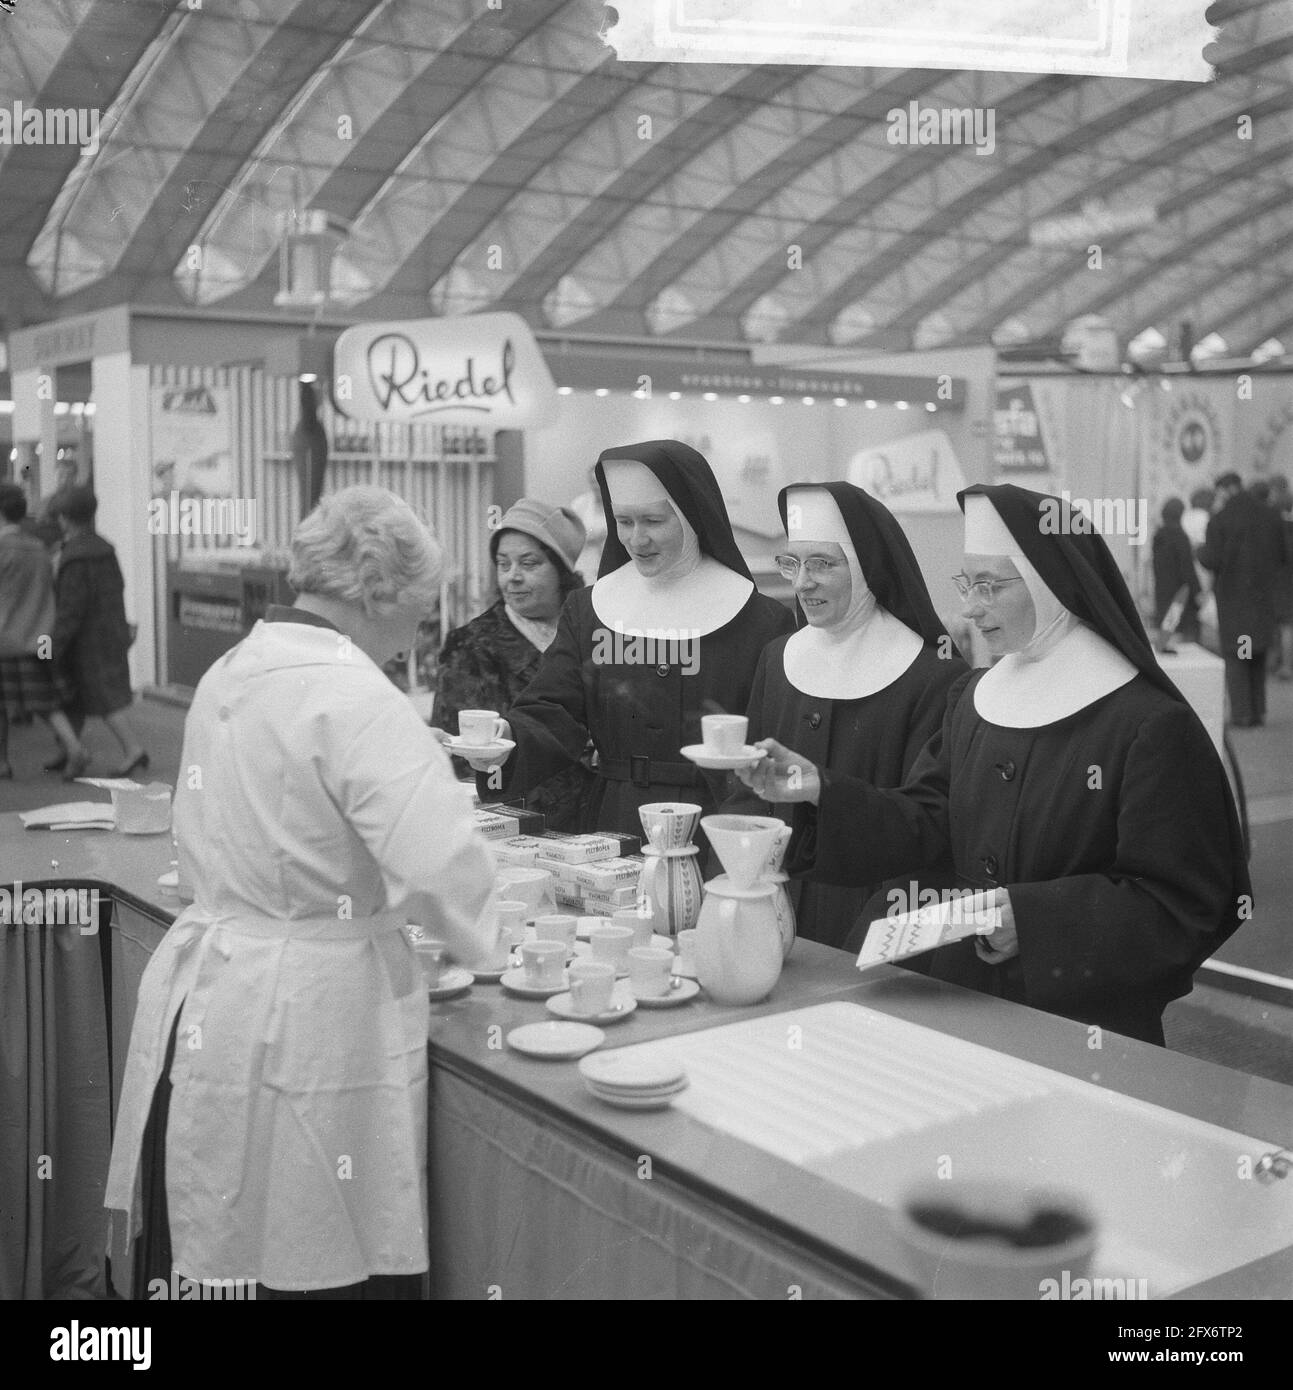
left=333, top=313, right=555, bottom=426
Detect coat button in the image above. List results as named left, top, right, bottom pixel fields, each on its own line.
left=655, top=663, right=669, bottom=676
left=808, top=713, right=822, bottom=729
left=982, top=855, right=999, bottom=879
left=997, top=760, right=1016, bottom=781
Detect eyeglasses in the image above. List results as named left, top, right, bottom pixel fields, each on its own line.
left=952, top=574, right=1026, bottom=604
left=774, top=555, right=843, bottom=580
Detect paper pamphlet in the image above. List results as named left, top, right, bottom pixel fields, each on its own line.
left=856, top=891, right=1002, bottom=971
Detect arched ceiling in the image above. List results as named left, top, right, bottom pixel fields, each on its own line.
left=1, top=0, right=1288, bottom=358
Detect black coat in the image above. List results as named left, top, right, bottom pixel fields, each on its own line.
left=437, top=599, right=594, bottom=832
left=731, top=639, right=967, bottom=948
left=788, top=670, right=1248, bottom=1045
left=1199, top=492, right=1289, bottom=650
left=484, top=585, right=795, bottom=836
left=53, top=532, right=134, bottom=716
left=1150, top=523, right=1200, bottom=627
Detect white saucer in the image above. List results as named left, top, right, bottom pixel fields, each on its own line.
left=680, top=743, right=767, bottom=771
left=507, top=1021, right=605, bottom=1059
left=500, top=966, right=570, bottom=998
left=586, top=1079, right=689, bottom=1110
left=471, top=959, right=518, bottom=983
left=633, top=976, right=701, bottom=1007
left=425, top=966, right=474, bottom=1001
left=445, top=736, right=516, bottom=761
left=580, top=1051, right=687, bottom=1089
left=546, top=987, right=638, bottom=1025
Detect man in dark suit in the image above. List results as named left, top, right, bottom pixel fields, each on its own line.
left=1199, top=472, right=1290, bottom=727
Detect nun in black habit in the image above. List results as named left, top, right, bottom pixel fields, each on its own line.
left=728, top=483, right=967, bottom=948
left=737, top=483, right=1249, bottom=1045
left=465, top=440, right=795, bottom=836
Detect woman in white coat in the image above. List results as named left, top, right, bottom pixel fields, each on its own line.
left=105, top=487, right=499, bottom=1298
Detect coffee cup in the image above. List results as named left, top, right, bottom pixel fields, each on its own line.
left=497, top=867, right=553, bottom=918
left=414, top=941, right=448, bottom=988
left=890, top=1180, right=1098, bottom=1300
left=628, top=947, right=674, bottom=998
left=534, top=913, right=578, bottom=954
left=520, top=940, right=566, bottom=988
left=674, top=928, right=697, bottom=963
left=589, top=923, right=634, bottom=971
left=614, top=905, right=655, bottom=948
left=458, top=709, right=504, bottom=745
left=567, top=960, right=616, bottom=1015
left=701, top=714, right=748, bottom=755
left=496, top=899, right=529, bottom=948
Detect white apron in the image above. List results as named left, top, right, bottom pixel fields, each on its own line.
left=104, top=619, right=497, bottom=1289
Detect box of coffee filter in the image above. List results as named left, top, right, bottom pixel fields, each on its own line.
left=472, top=809, right=521, bottom=840
left=494, top=835, right=549, bottom=866
left=568, top=857, right=644, bottom=894
left=537, top=832, right=622, bottom=863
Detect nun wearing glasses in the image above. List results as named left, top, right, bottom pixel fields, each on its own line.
left=737, top=483, right=1248, bottom=1045
left=730, top=483, right=967, bottom=948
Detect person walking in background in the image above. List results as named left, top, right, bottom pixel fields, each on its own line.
left=1151, top=497, right=1201, bottom=642
left=31, top=456, right=80, bottom=549
left=0, top=484, right=89, bottom=779
left=50, top=486, right=150, bottom=775
left=1268, top=474, right=1293, bottom=681
left=1199, top=472, right=1289, bottom=728
left=1181, top=487, right=1213, bottom=552
left=436, top=499, right=595, bottom=830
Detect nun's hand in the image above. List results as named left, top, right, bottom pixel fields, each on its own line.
left=735, top=738, right=821, bottom=805
left=974, top=889, right=1019, bottom=964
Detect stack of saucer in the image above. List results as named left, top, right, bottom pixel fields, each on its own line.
left=578, top=1050, right=689, bottom=1110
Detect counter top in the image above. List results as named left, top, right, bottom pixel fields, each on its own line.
left=8, top=811, right=1292, bottom=1299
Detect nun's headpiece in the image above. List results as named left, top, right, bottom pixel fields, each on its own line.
left=778, top=481, right=951, bottom=648
left=594, top=440, right=752, bottom=581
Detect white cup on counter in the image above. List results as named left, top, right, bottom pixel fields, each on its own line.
left=568, top=960, right=616, bottom=1015
left=614, top=906, right=654, bottom=948
left=413, top=941, right=449, bottom=988
left=589, top=924, right=634, bottom=971
left=496, top=899, right=529, bottom=948
left=628, top=947, right=674, bottom=999
left=520, top=940, right=566, bottom=989
left=533, top=914, right=578, bottom=954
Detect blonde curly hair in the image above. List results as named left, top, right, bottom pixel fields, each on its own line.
left=289, top=486, right=443, bottom=618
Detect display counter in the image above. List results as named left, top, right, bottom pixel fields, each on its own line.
left=6, top=814, right=1293, bottom=1300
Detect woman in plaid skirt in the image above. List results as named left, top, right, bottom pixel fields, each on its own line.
left=0, top=484, right=88, bottom=779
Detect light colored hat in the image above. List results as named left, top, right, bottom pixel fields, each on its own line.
left=491, top=498, right=586, bottom=573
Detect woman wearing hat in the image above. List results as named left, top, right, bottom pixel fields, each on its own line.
left=729, top=483, right=967, bottom=948
left=436, top=499, right=595, bottom=830
left=454, top=441, right=795, bottom=836
left=738, top=483, right=1248, bottom=1045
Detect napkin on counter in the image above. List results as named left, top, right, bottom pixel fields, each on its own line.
left=19, top=801, right=116, bottom=831
left=856, top=892, right=1001, bottom=971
